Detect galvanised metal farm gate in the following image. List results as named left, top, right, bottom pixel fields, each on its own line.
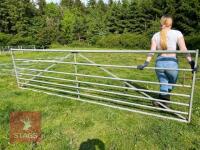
left=11, top=49, right=199, bottom=123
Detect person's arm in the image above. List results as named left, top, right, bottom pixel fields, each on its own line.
left=146, top=40, right=157, bottom=62
left=137, top=39, right=157, bottom=70
left=178, top=36, right=197, bottom=72
left=177, top=36, right=192, bottom=62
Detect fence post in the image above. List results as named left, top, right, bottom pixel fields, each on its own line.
left=73, top=52, right=80, bottom=98
left=188, top=49, right=199, bottom=123
left=11, top=49, right=20, bottom=87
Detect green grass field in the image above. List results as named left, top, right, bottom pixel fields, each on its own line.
left=0, top=48, right=200, bottom=150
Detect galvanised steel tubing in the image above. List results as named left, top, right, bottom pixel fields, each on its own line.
left=79, top=53, right=188, bottom=120
left=18, top=72, right=190, bottom=98
left=0, top=73, right=15, bottom=76
left=11, top=49, right=197, bottom=54
left=80, top=53, right=191, bottom=88
left=11, top=50, right=20, bottom=87
left=0, top=63, right=12, bottom=66
left=73, top=53, right=80, bottom=98
left=18, top=76, right=189, bottom=106
left=14, top=59, right=193, bottom=72
left=188, top=49, right=199, bottom=122
left=17, top=67, right=191, bottom=88
left=0, top=69, right=14, bottom=73
left=13, top=50, right=193, bottom=120
left=23, top=54, right=189, bottom=122
left=27, top=53, right=72, bottom=84
left=18, top=66, right=190, bottom=120
left=19, top=81, right=188, bottom=115
left=20, top=87, right=188, bottom=123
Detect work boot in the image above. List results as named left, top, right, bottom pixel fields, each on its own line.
left=159, top=94, right=170, bottom=107
left=153, top=94, right=170, bottom=107
left=152, top=94, right=161, bottom=107
left=152, top=101, right=159, bottom=107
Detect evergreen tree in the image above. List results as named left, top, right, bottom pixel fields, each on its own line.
left=0, top=0, right=199, bottom=47
left=86, top=6, right=108, bottom=43
left=61, top=0, right=74, bottom=8
left=88, top=0, right=96, bottom=8
left=0, top=0, right=37, bottom=35
left=37, top=0, right=46, bottom=15
left=97, top=0, right=107, bottom=12
left=108, top=0, right=113, bottom=7
left=60, top=10, right=76, bottom=43
left=174, top=0, right=200, bottom=34
left=106, top=2, right=123, bottom=33
left=120, top=0, right=130, bottom=33
left=74, top=0, right=85, bottom=11
left=74, top=11, right=87, bottom=41
left=126, top=1, right=148, bottom=33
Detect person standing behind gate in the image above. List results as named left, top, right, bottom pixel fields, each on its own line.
left=137, top=15, right=196, bottom=106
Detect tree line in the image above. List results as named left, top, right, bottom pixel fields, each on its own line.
left=0, top=0, right=199, bottom=49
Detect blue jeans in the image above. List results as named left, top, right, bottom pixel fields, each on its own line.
left=155, top=56, right=178, bottom=95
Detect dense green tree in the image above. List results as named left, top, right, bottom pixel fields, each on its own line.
left=86, top=6, right=108, bottom=44
left=0, top=33, right=12, bottom=45
left=88, top=0, right=96, bottom=8
left=126, top=1, right=148, bottom=33
left=61, top=10, right=76, bottom=43
left=0, top=0, right=37, bottom=35
left=97, top=0, right=107, bottom=12
left=174, top=0, right=200, bottom=34
left=45, top=3, right=62, bottom=19
left=0, top=0, right=199, bottom=48
left=73, top=11, right=87, bottom=41
left=37, top=0, right=46, bottom=14
left=61, top=0, right=74, bottom=8
left=74, top=0, right=84, bottom=10
left=108, top=0, right=113, bottom=7
left=106, top=2, right=123, bottom=33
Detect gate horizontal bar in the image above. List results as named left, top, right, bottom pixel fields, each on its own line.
left=18, top=73, right=190, bottom=99
left=11, top=49, right=197, bottom=54
left=17, top=67, right=191, bottom=88
left=19, top=82, right=188, bottom=115
left=18, top=76, right=189, bottom=106
left=20, top=87, right=188, bottom=123
left=15, top=59, right=193, bottom=72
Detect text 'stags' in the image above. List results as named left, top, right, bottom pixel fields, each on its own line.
left=10, top=112, right=41, bottom=144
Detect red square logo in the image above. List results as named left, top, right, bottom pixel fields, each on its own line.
left=10, top=112, right=41, bottom=144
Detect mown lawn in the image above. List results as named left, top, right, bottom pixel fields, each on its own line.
left=0, top=48, right=200, bottom=150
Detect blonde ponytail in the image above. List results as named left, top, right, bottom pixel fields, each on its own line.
left=160, top=15, right=173, bottom=50
left=160, top=29, right=168, bottom=50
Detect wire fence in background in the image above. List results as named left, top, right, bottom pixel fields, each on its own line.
left=0, top=45, right=47, bottom=54
left=0, top=45, right=46, bottom=76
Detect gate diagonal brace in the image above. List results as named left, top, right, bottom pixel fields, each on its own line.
left=78, top=53, right=186, bottom=120
left=24, top=53, right=72, bottom=84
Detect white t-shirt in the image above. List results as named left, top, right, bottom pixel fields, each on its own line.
left=152, top=29, right=183, bottom=50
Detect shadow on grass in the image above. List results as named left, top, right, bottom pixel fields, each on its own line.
left=79, top=138, right=105, bottom=150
